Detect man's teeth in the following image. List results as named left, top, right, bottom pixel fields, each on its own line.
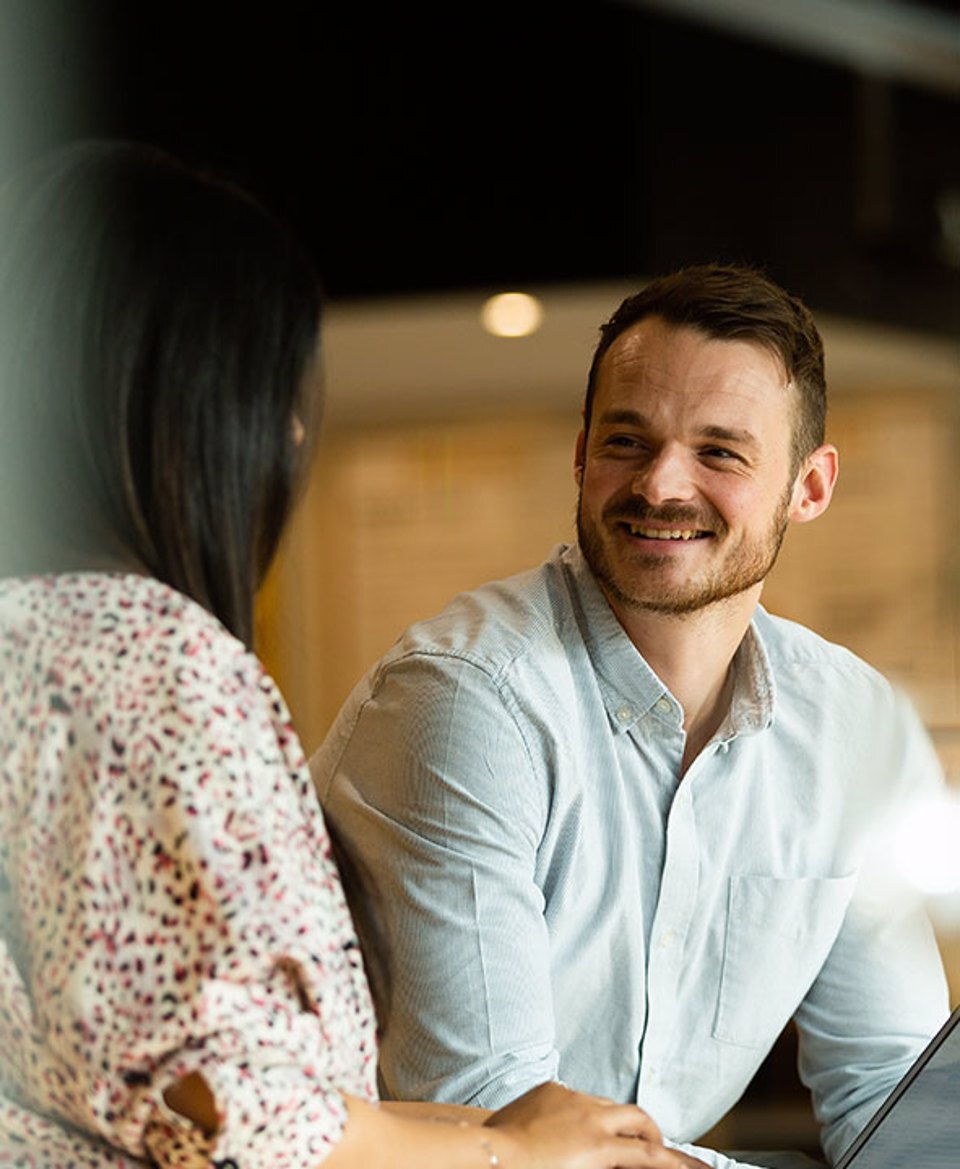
left=628, top=524, right=701, bottom=540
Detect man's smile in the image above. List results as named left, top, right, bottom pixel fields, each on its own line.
left=623, top=523, right=712, bottom=541
left=607, top=506, right=721, bottom=545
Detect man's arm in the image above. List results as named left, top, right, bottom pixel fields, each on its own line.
left=313, top=652, right=561, bottom=1106
left=794, top=885, right=948, bottom=1163
left=793, top=690, right=950, bottom=1165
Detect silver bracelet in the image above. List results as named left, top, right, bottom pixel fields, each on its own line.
left=437, top=1117, right=501, bottom=1167
left=480, top=1136, right=501, bottom=1167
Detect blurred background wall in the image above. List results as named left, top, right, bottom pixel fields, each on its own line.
left=3, top=0, right=959, bottom=1154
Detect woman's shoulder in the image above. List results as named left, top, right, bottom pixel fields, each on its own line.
left=0, top=570, right=308, bottom=826
left=2, top=570, right=236, bottom=638
left=0, top=571, right=280, bottom=744
left=1, top=571, right=251, bottom=667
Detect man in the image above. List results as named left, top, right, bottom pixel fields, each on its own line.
left=312, top=266, right=949, bottom=1168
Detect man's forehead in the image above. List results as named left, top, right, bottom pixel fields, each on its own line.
left=598, top=319, right=790, bottom=403
left=601, top=316, right=789, bottom=383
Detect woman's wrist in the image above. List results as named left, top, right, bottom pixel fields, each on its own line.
left=427, top=1113, right=507, bottom=1167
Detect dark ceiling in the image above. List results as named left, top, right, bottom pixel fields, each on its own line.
left=5, top=0, right=960, bottom=338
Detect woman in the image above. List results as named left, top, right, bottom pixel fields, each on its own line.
left=0, top=143, right=687, bottom=1168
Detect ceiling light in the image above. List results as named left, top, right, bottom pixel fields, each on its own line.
left=481, top=292, right=544, bottom=338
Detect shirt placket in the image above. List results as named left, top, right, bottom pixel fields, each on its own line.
left=635, top=713, right=702, bottom=1109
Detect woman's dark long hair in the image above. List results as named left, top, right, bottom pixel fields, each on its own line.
left=0, top=141, right=323, bottom=645
left=0, top=140, right=391, bottom=1018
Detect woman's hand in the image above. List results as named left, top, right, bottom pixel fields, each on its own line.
left=325, top=1083, right=688, bottom=1169
left=484, top=1081, right=688, bottom=1168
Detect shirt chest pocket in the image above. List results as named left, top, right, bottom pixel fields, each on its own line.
left=712, top=872, right=857, bottom=1049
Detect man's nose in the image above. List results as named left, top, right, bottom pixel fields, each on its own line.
left=631, top=445, right=695, bottom=503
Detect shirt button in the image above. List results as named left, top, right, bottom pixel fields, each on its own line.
left=616, top=705, right=633, bottom=723
left=660, top=929, right=676, bottom=948
left=655, top=697, right=672, bottom=714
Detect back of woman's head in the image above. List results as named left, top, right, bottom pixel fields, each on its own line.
left=0, top=141, right=323, bottom=645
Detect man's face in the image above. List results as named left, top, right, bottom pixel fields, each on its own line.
left=576, top=316, right=804, bottom=618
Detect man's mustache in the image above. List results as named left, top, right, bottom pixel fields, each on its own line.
left=602, top=498, right=726, bottom=534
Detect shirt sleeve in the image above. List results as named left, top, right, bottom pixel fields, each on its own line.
left=667, top=1142, right=800, bottom=1169
left=793, top=688, right=950, bottom=1165
left=315, top=652, right=559, bottom=1107
left=11, top=610, right=377, bottom=1168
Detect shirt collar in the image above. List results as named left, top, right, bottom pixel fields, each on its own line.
left=557, top=543, right=776, bottom=739
left=722, top=620, right=776, bottom=738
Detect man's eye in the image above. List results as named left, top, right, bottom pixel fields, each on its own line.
left=703, top=447, right=739, bottom=461
left=606, top=435, right=642, bottom=449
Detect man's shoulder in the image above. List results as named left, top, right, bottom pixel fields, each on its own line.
left=755, top=605, right=892, bottom=700
left=313, top=548, right=586, bottom=792
left=386, top=546, right=577, bottom=674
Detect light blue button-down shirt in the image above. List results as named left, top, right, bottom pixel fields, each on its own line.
left=313, top=544, right=948, bottom=1168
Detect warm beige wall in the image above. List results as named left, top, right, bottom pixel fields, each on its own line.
left=765, top=389, right=960, bottom=729
left=259, top=413, right=579, bottom=751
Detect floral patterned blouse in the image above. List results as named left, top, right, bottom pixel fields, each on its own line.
left=0, top=573, right=378, bottom=1167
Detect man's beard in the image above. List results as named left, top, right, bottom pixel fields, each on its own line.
left=576, top=486, right=792, bottom=617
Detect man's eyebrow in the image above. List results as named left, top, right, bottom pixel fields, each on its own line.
left=699, top=424, right=760, bottom=449
left=595, top=408, right=649, bottom=427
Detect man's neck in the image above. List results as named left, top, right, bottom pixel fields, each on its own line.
left=608, top=586, right=762, bottom=774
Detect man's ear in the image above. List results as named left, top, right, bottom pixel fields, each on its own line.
left=574, top=427, right=586, bottom=485
left=789, top=443, right=838, bottom=524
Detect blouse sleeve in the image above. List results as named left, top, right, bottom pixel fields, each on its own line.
left=9, top=591, right=378, bottom=1168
